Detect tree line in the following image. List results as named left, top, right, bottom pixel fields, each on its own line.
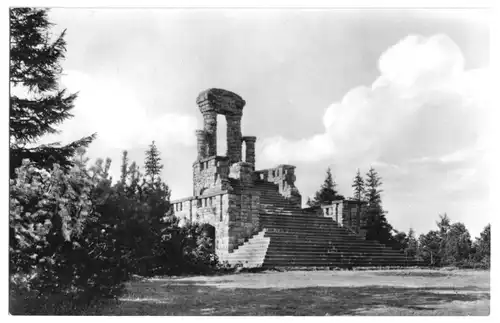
left=307, top=167, right=490, bottom=268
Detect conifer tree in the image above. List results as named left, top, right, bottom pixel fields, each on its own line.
left=144, top=141, right=163, bottom=183
left=352, top=168, right=365, bottom=201
left=308, top=167, right=344, bottom=207
left=120, top=150, right=129, bottom=186
left=10, top=8, right=95, bottom=176
left=362, top=167, right=394, bottom=245
left=364, top=167, right=383, bottom=207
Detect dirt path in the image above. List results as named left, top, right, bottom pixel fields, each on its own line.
left=95, top=269, right=490, bottom=315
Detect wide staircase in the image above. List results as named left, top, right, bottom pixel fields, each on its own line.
left=228, top=179, right=419, bottom=268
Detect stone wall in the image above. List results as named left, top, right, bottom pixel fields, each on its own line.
left=192, top=156, right=230, bottom=196
left=254, top=165, right=302, bottom=207
left=172, top=192, right=231, bottom=259
left=322, top=199, right=368, bottom=238
left=173, top=161, right=261, bottom=261
left=226, top=161, right=261, bottom=254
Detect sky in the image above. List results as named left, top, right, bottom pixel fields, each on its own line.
left=40, top=8, right=491, bottom=238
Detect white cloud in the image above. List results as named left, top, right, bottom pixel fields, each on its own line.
left=40, top=70, right=198, bottom=150
left=376, top=34, right=464, bottom=89
left=260, top=34, right=489, bottom=172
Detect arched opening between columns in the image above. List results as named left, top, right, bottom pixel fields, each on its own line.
left=216, top=114, right=227, bottom=157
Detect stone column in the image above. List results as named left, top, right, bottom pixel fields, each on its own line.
left=195, top=130, right=207, bottom=159
left=226, top=115, right=242, bottom=164
left=242, top=136, right=256, bottom=169
left=203, top=111, right=217, bottom=157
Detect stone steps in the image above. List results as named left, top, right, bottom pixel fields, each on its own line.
left=264, top=248, right=397, bottom=256
left=264, top=236, right=380, bottom=247
left=226, top=179, right=416, bottom=268
left=264, top=245, right=405, bottom=257
left=261, top=261, right=419, bottom=268
left=225, top=229, right=270, bottom=268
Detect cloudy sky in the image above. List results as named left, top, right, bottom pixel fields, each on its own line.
left=42, top=8, right=490, bottom=237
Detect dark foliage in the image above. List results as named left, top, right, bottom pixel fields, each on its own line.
left=144, top=141, right=164, bottom=183
left=361, top=167, right=396, bottom=247
left=9, top=8, right=95, bottom=176
left=351, top=168, right=365, bottom=201
left=307, top=167, right=344, bottom=207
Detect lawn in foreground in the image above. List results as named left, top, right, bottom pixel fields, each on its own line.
left=95, top=269, right=490, bottom=315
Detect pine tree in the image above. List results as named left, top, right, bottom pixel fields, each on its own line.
left=308, top=167, right=344, bottom=207
left=362, top=167, right=394, bottom=246
left=120, top=150, right=129, bottom=186
left=10, top=8, right=95, bottom=177
left=144, top=141, right=163, bottom=183
left=364, top=167, right=383, bottom=207
left=352, top=168, right=365, bottom=201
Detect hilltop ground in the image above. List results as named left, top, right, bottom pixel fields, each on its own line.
left=92, top=269, right=489, bottom=316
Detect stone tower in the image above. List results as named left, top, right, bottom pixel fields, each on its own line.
left=192, top=88, right=257, bottom=197
left=172, top=88, right=302, bottom=261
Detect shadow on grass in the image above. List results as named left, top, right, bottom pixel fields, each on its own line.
left=372, top=271, right=455, bottom=278
left=94, top=282, right=490, bottom=316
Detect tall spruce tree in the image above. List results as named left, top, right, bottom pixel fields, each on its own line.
left=352, top=168, right=365, bottom=201
left=10, top=8, right=95, bottom=177
left=363, top=167, right=394, bottom=245
left=364, top=167, right=383, bottom=207
left=307, top=167, right=344, bottom=207
left=144, top=141, right=163, bottom=183
left=120, top=150, right=129, bottom=186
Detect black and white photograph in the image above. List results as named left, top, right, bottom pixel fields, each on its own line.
left=7, top=1, right=494, bottom=316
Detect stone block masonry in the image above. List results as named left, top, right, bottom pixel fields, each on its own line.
left=254, top=165, right=302, bottom=208
left=172, top=88, right=372, bottom=264
left=241, top=136, right=256, bottom=169
left=173, top=88, right=264, bottom=260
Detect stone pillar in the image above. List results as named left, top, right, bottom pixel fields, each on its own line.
left=242, top=136, right=256, bottom=169
left=226, top=115, right=242, bottom=164
left=203, top=111, right=217, bottom=157
left=195, top=130, right=207, bottom=159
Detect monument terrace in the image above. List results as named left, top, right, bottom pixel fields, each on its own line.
left=171, top=88, right=416, bottom=268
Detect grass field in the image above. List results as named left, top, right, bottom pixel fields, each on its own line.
left=93, top=269, right=490, bottom=316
